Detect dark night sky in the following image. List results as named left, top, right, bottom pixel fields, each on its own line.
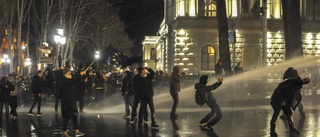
left=116, top=0, right=164, bottom=43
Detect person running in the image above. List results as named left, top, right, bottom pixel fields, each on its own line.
left=28, top=70, right=45, bottom=116
left=195, top=75, right=223, bottom=131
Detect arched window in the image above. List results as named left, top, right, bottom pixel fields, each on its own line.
left=201, top=45, right=216, bottom=70
left=205, top=3, right=216, bottom=17
left=150, top=48, right=156, bottom=60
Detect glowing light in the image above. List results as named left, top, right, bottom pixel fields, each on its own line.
left=177, top=30, right=186, bottom=35
left=177, top=0, right=185, bottom=16
left=317, top=33, right=320, bottom=39
left=187, top=53, right=194, bottom=55
left=183, top=47, right=189, bottom=51
left=267, top=33, right=272, bottom=38
left=189, top=0, right=196, bottom=16
left=307, top=33, right=313, bottom=39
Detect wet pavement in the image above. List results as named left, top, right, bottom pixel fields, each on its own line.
left=1, top=96, right=320, bottom=137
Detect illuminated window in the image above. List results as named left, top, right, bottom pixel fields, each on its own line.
left=266, top=0, right=282, bottom=19
left=205, top=2, right=216, bottom=17
left=176, top=0, right=186, bottom=16
left=201, top=45, right=216, bottom=70
left=226, top=0, right=238, bottom=17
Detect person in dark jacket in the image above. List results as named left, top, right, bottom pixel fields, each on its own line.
left=28, top=70, right=45, bottom=116
left=169, top=66, right=181, bottom=119
left=282, top=67, right=306, bottom=117
left=195, top=75, right=223, bottom=131
left=130, top=68, right=149, bottom=126
left=234, top=62, right=244, bottom=74
left=0, top=76, right=15, bottom=120
left=60, top=69, right=85, bottom=137
left=270, top=71, right=310, bottom=137
left=44, top=68, right=55, bottom=95
left=75, top=70, right=88, bottom=112
left=134, top=67, right=159, bottom=128
left=121, top=71, right=134, bottom=119
left=8, top=74, right=20, bottom=119
left=214, top=60, right=223, bottom=78
left=53, top=66, right=65, bottom=112
left=93, top=72, right=105, bottom=107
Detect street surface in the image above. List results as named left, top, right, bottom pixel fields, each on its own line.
left=1, top=93, right=320, bottom=137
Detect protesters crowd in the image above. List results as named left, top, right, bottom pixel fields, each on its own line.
left=0, top=59, right=315, bottom=137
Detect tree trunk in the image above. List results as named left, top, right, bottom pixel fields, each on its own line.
left=291, top=0, right=303, bottom=57
left=216, top=0, right=232, bottom=76
left=282, top=0, right=303, bottom=60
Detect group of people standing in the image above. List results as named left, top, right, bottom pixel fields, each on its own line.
left=121, top=67, right=160, bottom=128
left=119, top=65, right=224, bottom=131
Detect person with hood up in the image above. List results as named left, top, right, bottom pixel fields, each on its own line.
left=195, top=75, right=223, bottom=131
left=60, top=69, right=85, bottom=137
left=169, top=66, right=181, bottom=119
left=270, top=69, right=310, bottom=137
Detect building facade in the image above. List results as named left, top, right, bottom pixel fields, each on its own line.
left=142, top=0, right=320, bottom=75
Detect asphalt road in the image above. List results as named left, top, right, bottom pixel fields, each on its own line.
left=1, top=98, right=319, bottom=137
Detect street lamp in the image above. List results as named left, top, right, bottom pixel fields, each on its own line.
left=54, top=29, right=66, bottom=67
left=25, top=57, right=32, bottom=76
left=95, top=51, right=100, bottom=70
left=1, top=54, right=11, bottom=76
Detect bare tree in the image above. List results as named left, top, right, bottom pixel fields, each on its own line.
left=30, top=0, right=55, bottom=70
left=57, top=0, right=132, bottom=67
left=0, top=0, right=16, bottom=74
left=16, top=0, right=33, bottom=75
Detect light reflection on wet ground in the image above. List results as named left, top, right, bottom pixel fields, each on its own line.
left=0, top=103, right=319, bottom=137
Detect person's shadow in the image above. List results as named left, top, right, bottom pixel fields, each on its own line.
left=170, top=118, right=180, bottom=137
left=171, top=118, right=179, bottom=131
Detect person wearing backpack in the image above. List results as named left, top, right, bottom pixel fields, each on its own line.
left=195, top=75, right=223, bottom=131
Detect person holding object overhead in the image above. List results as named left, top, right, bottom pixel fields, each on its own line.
left=60, top=69, right=85, bottom=137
